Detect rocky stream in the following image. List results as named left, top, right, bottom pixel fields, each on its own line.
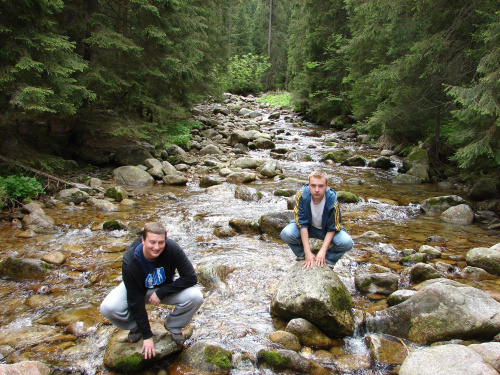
left=0, top=93, right=499, bottom=375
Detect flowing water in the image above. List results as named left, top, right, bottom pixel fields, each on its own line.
left=0, top=107, right=499, bottom=374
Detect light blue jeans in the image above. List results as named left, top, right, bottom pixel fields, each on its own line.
left=280, top=221, right=353, bottom=265
left=100, top=282, right=203, bottom=334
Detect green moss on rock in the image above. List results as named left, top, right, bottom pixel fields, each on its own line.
left=204, top=345, right=232, bottom=369
left=258, top=350, right=290, bottom=367
left=113, top=353, right=144, bottom=372
left=329, top=285, right=352, bottom=312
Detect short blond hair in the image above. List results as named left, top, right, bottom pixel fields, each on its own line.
left=308, top=170, right=329, bottom=184
left=142, top=222, right=167, bottom=239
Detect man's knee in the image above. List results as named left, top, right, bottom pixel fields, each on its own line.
left=100, top=300, right=113, bottom=320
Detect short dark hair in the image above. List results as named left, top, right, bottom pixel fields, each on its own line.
left=142, top=222, right=167, bottom=239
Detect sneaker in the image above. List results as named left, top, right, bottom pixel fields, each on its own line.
left=164, top=320, right=184, bottom=345
left=326, top=260, right=336, bottom=269
left=296, top=256, right=305, bottom=261
left=127, top=327, right=141, bottom=343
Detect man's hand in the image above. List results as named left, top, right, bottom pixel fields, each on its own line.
left=316, top=249, right=326, bottom=267
left=149, top=292, right=160, bottom=306
left=303, top=252, right=315, bottom=270
left=141, top=337, right=156, bottom=359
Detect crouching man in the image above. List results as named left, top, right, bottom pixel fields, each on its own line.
left=100, top=222, right=203, bottom=359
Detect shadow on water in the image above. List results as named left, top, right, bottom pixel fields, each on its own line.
left=0, top=111, right=498, bottom=374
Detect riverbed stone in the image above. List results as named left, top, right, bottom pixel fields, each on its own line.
left=441, top=204, right=474, bottom=224
left=176, top=341, right=232, bottom=375
left=399, top=252, right=427, bottom=266
left=103, top=322, right=183, bottom=372
left=271, top=262, right=354, bottom=338
left=0, top=361, right=51, bottom=375
left=259, top=160, right=282, bottom=178
left=461, top=266, right=497, bottom=280
left=22, top=212, right=58, bottom=233
left=269, top=331, right=301, bottom=352
left=399, top=344, right=498, bottom=375
left=386, top=290, right=417, bottom=306
left=257, top=348, right=323, bottom=374
left=354, top=272, right=399, bottom=295
left=234, top=185, right=262, bottom=202
left=469, top=178, right=498, bottom=201
left=368, top=156, right=395, bottom=169
left=249, top=137, right=275, bottom=150
left=365, top=333, right=410, bottom=365
left=232, top=157, right=265, bottom=169
left=420, top=195, right=468, bottom=215
left=88, top=197, right=117, bottom=212
left=341, top=155, right=366, bottom=167
left=353, top=231, right=384, bottom=244
left=468, top=342, right=500, bottom=372
left=285, top=318, right=338, bottom=349
left=259, top=211, right=294, bottom=237
left=213, top=226, right=237, bottom=238
left=114, top=145, right=152, bottom=166
left=200, top=144, right=223, bottom=155
left=408, top=263, right=442, bottom=284
left=366, top=279, right=500, bottom=345
left=197, top=264, right=234, bottom=291
left=113, top=166, right=155, bottom=187
left=228, top=218, right=260, bottom=234
left=104, top=186, right=129, bottom=201
left=226, top=171, right=257, bottom=184
left=162, top=174, right=188, bottom=185
left=465, top=243, right=500, bottom=275
left=322, top=149, right=352, bottom=163
left=56, top=188, right=89, bottom=204
left=392, top=174, right=422, bottom=184
left=336, top=191, right=359, bottom=203
left=41, top=251, right=66, bottom=265
left=0, top=324, right=62, bottom=348
left=0, top=257, right=46, bottom=281
left=417, top=244, right=441, bottom=259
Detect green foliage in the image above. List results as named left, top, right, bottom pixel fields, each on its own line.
left=204, top=345, right=232, bottom=369
left=257, top=91, right=291, bottom=108
left=258, top=350, right=290, bottom=367
left=223, top=53, right=271, bottom=95
left=0, top=176, right=45, bottom=207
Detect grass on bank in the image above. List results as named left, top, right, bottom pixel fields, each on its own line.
left=257, top=91, right=291, bottom=108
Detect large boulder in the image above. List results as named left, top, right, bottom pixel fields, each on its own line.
left=270, top=262, right=354, bottom=338
left=0, top=361, right=51, bottom=375
left=56, top=188, right=89, bottom=204
left=259, top=211, right=294, bottom=237
left=441, top=204, right=474, bottom=224
left=469, top=178, right=498, bottom=201
left=399, top=344, right=498, bottom=375
left=232, top=157, right=265, bottom=169
left=366, top=279, right=500, bottom=345
left=468, top=342, right=500, bottom=372
left=259, top=160, right=282, bottom=178
left=103, top=322, right=183, bottom=372
left=466, top=243, right=500, bottom=275
left=22, top=212, right=58, bottom=233
left=176, top=341, right=232, bottom=375
left=113, top=166, right=155, bottom=187
left=285, top=318, right=338, bottom=349
left=114, top=145, right=153, bottom=166
left=420, top=195, right=469, bottom=215
left=0, top=257, right=46, bottom=281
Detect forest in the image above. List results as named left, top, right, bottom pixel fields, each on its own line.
left=0, top=0, right=499, bottom=181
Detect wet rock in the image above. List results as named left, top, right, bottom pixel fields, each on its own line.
left=233, top=143, right=248, bottom=154
left=200, top=144, right=223, bottom=155
left=232, top=157, right=265, bottom=169
left=287, top=151, right=312, bottom=162
left=417, top=244, right=441, bottom=259
left=17, top=229, right=36, bottom=238
left=441, top=204, right=474, bottom=224
left=259, top=160, right=282, bottom=178
left=469, top=178, right=498, bottom=201
left=468, top=342, right=500, bottom=372
left=407, top=163, right=430, bottom=181
left=399, top=252, right=427, bottom=266
left=102, top=219, right=126, bottom=231
left=271, top=262, right=354, bottom=338
left=333, top=353, right=371, bottom=372
left=234, top=185, right=262, bottom=202
left=199, top=177, right=222, bottom=188
left=144, top=158, right=164, bottom=179
left=285, top=318, right=338, bottom=349
left=354, top=272, right=399, bottom=295
left=0, top=257, right=46, bottom=281
left=0, top=361, right=51, bottom=375
left=274, top=189, right=295, bottom=198
left=399, top=344, right=498, bottom=375
left=408, top=263, right=441, bottom=284
left=226, top=171, right=257, bottom=184
left=103, top=322, right=183, bottom=372
left=21, top=202, right=45, bottom=214
left=228, top=129, right=252, bottom=145
left=104, top=186, right=129, bottom=201
left=353, top=231, right=384, bottom=244
left=392, top=174, right=422, bottom=184
left=231, top=352, right=256, bottom=373
left=113, top=166, right=155, bottom=187
left=213, top=226, right=237, bottom=238
left=341, top=155, right=366, bottom=167
left=365, top=333, right=410, bottom=365
left=269, top=331, right=301, bottom=352
left=120, top=198, right=137, bottom=206
left=336, top=191, right=359, bottom=203
left=41, top=251, right=66, bottom=265
left=228, top=218, right=260, bottom=234
left=249, top=137, right=275, bottom=150
left=466, top=243, right=500, bottom=276
left=366, top=279, right=500, bottom=345
left=259, top=211, right=294, bottom=237
left=420, top=195, right=468, bottom=215
left=88, top=197, right=117, bottom=212
left=162, top=174, right=188, bottom=185
left=160, top=160, right=178, bottom=176
left=56, top=188, right=89, bottom=204
left=197, top=264, right=234, bottom=290
left=257, top=348, right=322, bottom=374
left=0, top=324, right=62, bottom=348
left=177, top=341, right=232, bottom=374
left=461, top=266, right=497, bottom=280
left=368, top=156, right=396, bottom=169
left=322, top=149, right=352, bottom=163
left=386, top=290, right=417, bottom=306
left=22, top=211, right=58, bottom=233
left=114, top=145, right=152, bottom=166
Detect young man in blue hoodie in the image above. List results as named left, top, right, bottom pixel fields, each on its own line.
left=100, top=222, right=203, bottom=359
left=280, top=170, right=353, bottom=270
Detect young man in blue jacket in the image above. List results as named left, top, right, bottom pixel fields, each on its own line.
left=100, top=222, right=203, bottom=359
left=280, top=170, right=353, bottom=270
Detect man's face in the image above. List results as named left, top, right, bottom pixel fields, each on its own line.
left=309, top=176, right=328, bottom=201
left=142, top=232, right=166, bottom=261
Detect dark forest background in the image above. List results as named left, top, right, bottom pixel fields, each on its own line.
left=0, top=0, right=499, bottom=179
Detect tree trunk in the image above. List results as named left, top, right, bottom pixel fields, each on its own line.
left=268, top=0, right=273, bottom=56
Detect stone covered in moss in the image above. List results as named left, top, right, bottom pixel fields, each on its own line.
left=337, top=191, right=359, bottom=203
left=0, top=257, right=46, bottom=281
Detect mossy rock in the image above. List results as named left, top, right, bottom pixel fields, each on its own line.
left=113, top=353, right=144, bottom=373
left=337, top=191, right=359, bottom=203
left=104, top=186, right=129, bottom=201
left=0, top=257, right=46, bottom=281
left=322, top=149, right=352, bottom=163
left=103, top=220, right=126, bottom=231
left=273, top=189, right=296, bottom=197
left=205, top=345, right=232, bottom=369
left=257, top=350, right=291, bottom=369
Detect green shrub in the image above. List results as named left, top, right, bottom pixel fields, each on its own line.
left=0, top=176, right=45, bottom=207
left=223, top=54, right=271, bottom=96
left=257, top=91, right=291, bottom=108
